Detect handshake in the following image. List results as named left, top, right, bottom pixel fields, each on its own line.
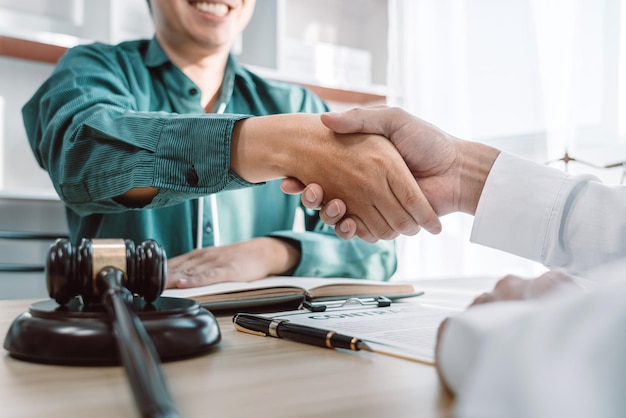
left=251, top=106, right=501, bottom=242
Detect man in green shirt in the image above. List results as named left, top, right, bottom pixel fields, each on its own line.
left=23, top=0, right=433, bottom=288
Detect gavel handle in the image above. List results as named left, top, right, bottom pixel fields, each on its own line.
left=98, top=268, right=179, bottom=418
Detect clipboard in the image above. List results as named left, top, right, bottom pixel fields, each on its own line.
left=201, top=291, right=424, bottom=315
left=234, top=297, right=460, bottom=364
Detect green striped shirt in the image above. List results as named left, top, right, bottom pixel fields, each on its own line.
left=22, top=37, right=396, bottom=280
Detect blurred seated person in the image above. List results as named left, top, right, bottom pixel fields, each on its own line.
left=22, top=2, right=437, bottom=288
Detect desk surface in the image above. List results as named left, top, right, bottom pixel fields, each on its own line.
left=0, top=278, right=495, bottom=418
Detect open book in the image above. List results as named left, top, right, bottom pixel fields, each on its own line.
left=162, top=277, right=422, bottom=312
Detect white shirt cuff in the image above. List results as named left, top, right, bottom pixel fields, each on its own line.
left=470, top=152, right=569, bottom=263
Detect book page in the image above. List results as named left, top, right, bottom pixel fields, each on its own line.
left=267, top=302, right=462, bottom=364
left=162, top=277, right=306, bottom=300
left=162, top=276, right=418, bottom=303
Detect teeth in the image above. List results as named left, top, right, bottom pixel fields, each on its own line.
left=193, top=2, right=229, bottom=17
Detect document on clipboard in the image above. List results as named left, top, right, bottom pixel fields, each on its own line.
left=237, top=301, right=462, bottom=364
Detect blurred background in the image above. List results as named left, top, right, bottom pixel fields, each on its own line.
left=0, top=0, right=623, bottom=296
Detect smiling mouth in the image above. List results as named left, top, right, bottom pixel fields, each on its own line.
left=190, top=2, right=230, bottom=17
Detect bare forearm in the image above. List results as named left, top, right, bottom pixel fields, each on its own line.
left=231, top=115, right=288, bottom=182
left=117, top=114, right=317, bottom=206
left=230, top=113, right=331, bottom=183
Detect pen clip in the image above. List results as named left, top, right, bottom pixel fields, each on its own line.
left=301, top=296, right=392, bottom=312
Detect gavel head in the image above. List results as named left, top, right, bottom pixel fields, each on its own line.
left=46, top=238, right=167, bottom=306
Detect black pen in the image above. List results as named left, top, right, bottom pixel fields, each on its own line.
left=233, top=313, right=370, bottom=351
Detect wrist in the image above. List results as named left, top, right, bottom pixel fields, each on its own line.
left=230, top=114, right=323, bottom=183
left=257, top=237, right=301, bottom=276
left=456, top=139, right=500, bottom=215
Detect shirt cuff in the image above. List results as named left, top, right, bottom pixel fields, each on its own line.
left=470, top=152, right=569, bottom=263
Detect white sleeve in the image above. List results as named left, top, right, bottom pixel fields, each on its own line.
left=470, top=152, right=626, bottom=274
left=438, top=281, right=626, bottom=418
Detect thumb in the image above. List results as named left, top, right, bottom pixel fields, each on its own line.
left=279, top=177, right=306, bottom=194
left=321, top=106, right=395, bottom=138
left=320, top=111, right=364, bottom=134
left=321, top=108, right=383, bottom=134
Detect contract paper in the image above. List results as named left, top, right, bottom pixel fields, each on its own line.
left=267, top=302, right=462, bottom=364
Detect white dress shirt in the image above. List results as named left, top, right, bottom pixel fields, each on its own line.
left=438, top=152, right=626, bottom=418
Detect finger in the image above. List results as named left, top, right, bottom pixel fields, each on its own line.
left=320, top=111, right=367, bottom=133
left=340, top=200, right=398, bottom=241
left=494, top=275, right=530, bottom=300
left=494, top=275, right=523, bottom=291
left=538, top=270, right=576, bottom=286
left=166, top=250, right=213, bottom=285
left=320, top=107, right=397, bottom=136
left=385, top=166, right=441, bottom=235
left=528, top=270, right=581, bottom=297
left=280, top=177, right=306, bottom=194
left=334, top=217, right=358, bottom=240
left=319, top=199, right=347, bottom=226
left=313, top=184, right=393, bottom=241
left=371, top=205, right=402, bottom=240
left=166, top=268, right=192, bottom=288
left=166, top=261, right=197, bottom=288
left=470, top=292, right=495, bottom=306
left=174, top=274, right=208, bottom=289
left=171, top=267, right=228, bottom=289
left=301, top=184, right=325, bottom=209
left=166, top=252, right=192, bottom=272
left=165, top=277, right=178, bottom=289
left=347, top=213, right=379, bottom=243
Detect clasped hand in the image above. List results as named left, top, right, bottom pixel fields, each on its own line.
left=235, top=112, right=444, bottom=242
left=280, top=107, right=496, bottom=242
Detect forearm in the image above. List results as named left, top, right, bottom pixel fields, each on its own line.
left=29, top=97, right=252, bottom=215
left=230, top=113, right=328, bottom=183
left=123, top=111, right=325, bottom=205
left=23, top=51, right=256, bottom=214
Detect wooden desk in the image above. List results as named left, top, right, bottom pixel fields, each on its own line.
left=0, top=278, right=495, bottom=418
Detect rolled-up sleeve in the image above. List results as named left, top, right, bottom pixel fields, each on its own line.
left=23, top=46, right=253, bottom=216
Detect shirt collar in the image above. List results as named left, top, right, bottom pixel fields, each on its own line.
left=143, top=36, right=256, bottom=110
left=144, top=36, right=170, bottom=68
left=228, top=54, right=254, bottom=88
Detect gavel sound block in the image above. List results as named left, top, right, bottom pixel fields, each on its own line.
left=3, top=238, right=221, bottom=366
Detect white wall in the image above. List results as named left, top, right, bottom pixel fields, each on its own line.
left=0, top=58, right=55, bottom=190
left=0, top=0, right=153, bottom=299
left=389, top=0, right=626, bottom=281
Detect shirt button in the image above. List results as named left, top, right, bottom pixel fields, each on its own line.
left=186, top=166, right=199, bottom=187
left=205, top=224, right=213, bottom=233
left=189, top=87, right=198, bottom=96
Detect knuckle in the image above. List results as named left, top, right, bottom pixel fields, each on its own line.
left=357, top=231, right=378, bottom=243
left=379, top=229, right=400, bottom=241
left=371, top=224, right=394, bottom=241
left=496, top=275, right=519, bottom=288
left=402, top=193, right=425, bottom=212
left=395, top=216, right=420, bottom=235
left=472, top=292, right=492, bottom=305
left=320, top=214, right=338, bottom=226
